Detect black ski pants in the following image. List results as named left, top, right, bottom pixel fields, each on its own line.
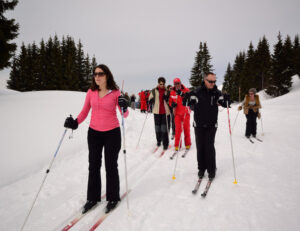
left=245, top=109, right=258, bottom=137
left=154, top=114, right=169, bottom=149
left=195, top=126, right=217, bottom=177
left=87, top=127, right=121, bottom=202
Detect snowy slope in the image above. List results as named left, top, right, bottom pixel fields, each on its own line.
left=0, top=76, right=300, bottom=231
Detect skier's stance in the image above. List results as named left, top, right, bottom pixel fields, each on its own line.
left=184, top=72, right=230, bottom=180
left=148, top=77, right=170, bottom=150
left=64, top=64, right=129, bottom=214
left=238, top=88, right=262, bottom=138
left=169, top=78, right=191, bottom=151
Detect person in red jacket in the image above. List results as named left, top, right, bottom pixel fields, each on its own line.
left=139, top=90, right=147, bottom=113
left=169, top=78, right=191, bottom=151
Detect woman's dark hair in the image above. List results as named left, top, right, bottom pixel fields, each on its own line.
left=91, top=64, right=119, bottom=91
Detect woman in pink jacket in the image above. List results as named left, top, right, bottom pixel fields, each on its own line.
left=64, top=64, right=129, bottom=214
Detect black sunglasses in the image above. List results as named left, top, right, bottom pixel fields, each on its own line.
left=206, top=79, right=216, bottom=84
left=94, top=72, right=105, bottom=77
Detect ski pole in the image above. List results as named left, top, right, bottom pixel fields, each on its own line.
left=121, top=107, right=129, bottom=210
left=136, top=104, right=150, bottom=149
left=260, top=111, right=264, bottom=136
left=226, top=101, right=238, bottom=184
left=20, top=129, right=68, bottom=231
left=120, top=81, right=130, bottom=210
left=232, top=110, right=240, bottom=132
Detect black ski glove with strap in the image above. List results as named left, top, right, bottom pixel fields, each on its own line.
left=64, top=115, right=78, bottom=130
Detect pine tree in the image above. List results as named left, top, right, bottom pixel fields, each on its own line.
left=62, top=36, right=78, bottom=90
left=7, top=55, right=19, bottom=90
left=267, top=32, right=292, bottom=96
left=51, top=35, right=63, bottom=89
left=0, top=0, right=19, bottom=70
left=242, top=42, right=256, bottom=96
left=222, top=63, right=233, bottom=95
left=17, top=43, right=30, bottom=91
left=231, top=52, right=246, bottom=101
left=202, top=42, right=213, bottom=75
left=76, top=40, right=86, bottom=91
left=255, top=36, right=271, bottom=90
left=190, top=42, right=204, bottom=87
left=292, top=35, right=300, bottom=77
left=91, top=55, right=97, bottom=72
left=189, top=42, right=213, bottom=88
left=30, top=42, right=40, bottom=90
left=38, top=39, right=47, bottom=90
left=83, top=54, right=92, bottom=91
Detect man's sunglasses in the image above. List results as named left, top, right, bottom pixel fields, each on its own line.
left=94, top=72, right=105, bottom=77
left=206, top=79, right=216, bottom=84
left=174, top=82, right=180, bottom=85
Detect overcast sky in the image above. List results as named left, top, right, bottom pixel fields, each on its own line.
left=1, top=0, right=299, bottom=95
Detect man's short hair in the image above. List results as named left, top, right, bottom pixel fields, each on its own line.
left=158, top=77, right=166, bottom=83
left=205, top=72, right=216, bottom=78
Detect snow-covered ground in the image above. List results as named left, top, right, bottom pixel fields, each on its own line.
left=1, top=76, right=300, bottom=231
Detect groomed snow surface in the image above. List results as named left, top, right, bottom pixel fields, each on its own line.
left=1, top=76, right=300, bottom=231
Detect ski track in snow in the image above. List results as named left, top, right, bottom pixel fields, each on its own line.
left=1, top=75, right=300, bottom=231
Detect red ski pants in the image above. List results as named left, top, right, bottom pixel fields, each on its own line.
left=174, top=113, right=191, bottom=148
left=140, top=100, right=147, bottom=111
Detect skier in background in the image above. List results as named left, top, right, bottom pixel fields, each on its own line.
left=64, top=64, right=129, bottom=214
left=148, top=77, right=170, bottom=150
left=139, top=90, right=147, bottom=113
left=238, top=88, right=262, bottom=138
left=169, top=78, right=191, bottom=151
left=130, top=94, right=136, bottom=110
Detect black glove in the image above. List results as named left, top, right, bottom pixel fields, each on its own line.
left=64, top=115, right=78, bottom=130
left=176, top=89, right=184, bottom=96
left=163, top=94, right=169, bottom=101
left=182, top=92, right=190, bottom=106
left=223, top=94, right=231, bottom=106
left=148, top=98, right=154, bottom=105
left=171, top=102, right=177, bottom=108
left=118, top=95, right=128, bottom=112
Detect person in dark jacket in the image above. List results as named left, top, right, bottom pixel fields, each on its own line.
left=184, top=72, right=230, bottom=180
left=130, top=94, right=136, bottom=110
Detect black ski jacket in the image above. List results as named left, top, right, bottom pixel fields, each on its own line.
left=190, top=83, right=227, bottom=128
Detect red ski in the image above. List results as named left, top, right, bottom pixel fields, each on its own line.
left=89, top=190, right=130, bottom=231
left=61, top=194, right=106, bottom=231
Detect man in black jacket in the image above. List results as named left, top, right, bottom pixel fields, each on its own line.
left=184, top=72, right=230, bottom=180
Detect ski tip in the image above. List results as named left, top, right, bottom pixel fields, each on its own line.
left=172, top=175, right=176, bottom=180
left=233, top=179, right=238, bottom=184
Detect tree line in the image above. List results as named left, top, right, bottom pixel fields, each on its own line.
left=190, top=33, right=300, bottom=101
left=223, top=33, right=299, bottom=101
left=7, top=35, right=97, bottom=92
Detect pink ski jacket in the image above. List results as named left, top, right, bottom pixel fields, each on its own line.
left=76, top=89, right=129, bottom=131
